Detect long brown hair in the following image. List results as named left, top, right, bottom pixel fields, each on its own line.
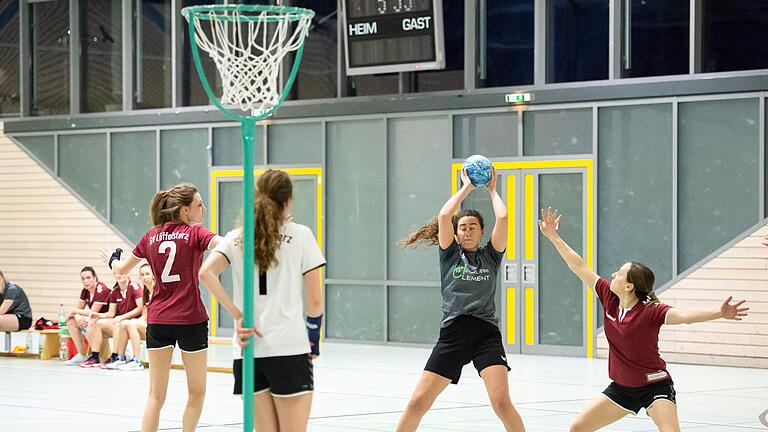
left=627, top=261, right=660, bottom=303
left=239, top=170, right=292, bottom=271
left=400, top=209, right=485, bottom=247
left=140, top=263, right=154, bottom=304
left=149, top=183, right=198, bottom=227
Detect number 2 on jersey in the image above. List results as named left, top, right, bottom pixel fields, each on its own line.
left=159, top=241, right=181, bottom=283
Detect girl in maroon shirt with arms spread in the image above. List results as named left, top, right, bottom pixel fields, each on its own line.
left=539, top=208, right=748, bottom=432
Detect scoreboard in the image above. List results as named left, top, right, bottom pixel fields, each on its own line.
left=341, top=0, right=446, bottom=75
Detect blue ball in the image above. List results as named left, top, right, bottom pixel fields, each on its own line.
left=462, top=155, right=493, bottom=187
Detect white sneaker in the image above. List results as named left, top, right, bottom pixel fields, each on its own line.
left=63, top=353, right=88, bottom=366
left=118, top=359, right=145, bottom=371
left=105, top=359, right=126, bottom=370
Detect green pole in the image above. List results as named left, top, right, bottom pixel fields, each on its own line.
left=241, top=116, right=256, bottom=432
left=181, top=7, right=314, bottom=432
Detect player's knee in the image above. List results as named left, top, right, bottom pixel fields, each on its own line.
left=148, top=386, right=168, bottom=403
left=120, top=320, right=131, bottom=329
left=489, top=394, right=513, bottom=417
left=187, top=386, right=206, bottom=405
left=406, top=393, right=433, bottom=415
left=570, top=419, right=590, bottom=432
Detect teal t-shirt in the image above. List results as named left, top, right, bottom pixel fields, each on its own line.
left=438, top=240, right=504, bottom=328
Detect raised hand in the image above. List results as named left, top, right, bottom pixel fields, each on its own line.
left=460, top=168, right=476, bottom=191
left=538, top=207, right=561, bottom=238
left=487, top=167, right=498, bottom=193
left=721, top=296, right=749, bottom=320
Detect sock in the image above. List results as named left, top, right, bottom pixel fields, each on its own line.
left=117, top=355, right=125, bottom=361
left=90, top=352, right=100, bottom=362
left=110, top=353, right=118, bottom=361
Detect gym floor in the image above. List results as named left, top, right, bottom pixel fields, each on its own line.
left=1, top=342, right=765, bottom=431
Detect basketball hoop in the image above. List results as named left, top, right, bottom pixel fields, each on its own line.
left=182, top=4, right=314, bottom=119
left=181, top=6, right=314, bottom=432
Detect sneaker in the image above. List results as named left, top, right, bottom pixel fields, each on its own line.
left=64, top=353, right=88, bottom=366
left=105, top=359, right=126, bottom=370
left=118, top=359, right=145, bottom=371
left=98, top=357, right=117, bottom=369
left=79, top=358, right=101, bottom=368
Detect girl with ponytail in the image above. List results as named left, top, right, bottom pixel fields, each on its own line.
left=200, top=169, right=326, bottom=432
left=397, top=169, right=525, bottom=432
left=104, top=182, right=237, bottom=432
left=538, top=207, right=749, bottom=432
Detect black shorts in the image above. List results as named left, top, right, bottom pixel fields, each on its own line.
left=16, top=315, right=32, bottom=331
left=603, top=379, right=676, bottom=415
left=233, top=354, right=314, bottom=397
left=424, top=315, right=510, bottom=384
left=146, top=322, right=208, bottom=352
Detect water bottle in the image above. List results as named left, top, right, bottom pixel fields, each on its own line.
left=59, top=335, right=68, bottom=361
left=25, top=332, right=32, bottom=352
left=58, top=304, right=69, bottom=338
left=58, top=304, right=69, bottom=360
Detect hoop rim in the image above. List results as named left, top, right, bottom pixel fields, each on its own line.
left=181, top=4, right=315, bottom=23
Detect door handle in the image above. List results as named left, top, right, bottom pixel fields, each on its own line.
left=503, top=263, right=517, bottom=284
left=522, top=264, right=536, bottom=284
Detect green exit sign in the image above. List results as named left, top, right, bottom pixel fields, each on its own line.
left=505, top=92, right=531, bottom=103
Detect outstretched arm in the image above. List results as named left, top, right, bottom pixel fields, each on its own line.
left=487, top=168, right=508, bottom=253
left=666, top=296, right=748, bottom=325
left=437, top=169, right=476, bottom=249
left=100, top=248, right=142, bottom=275
left=538, top=208, right=599, bottom=288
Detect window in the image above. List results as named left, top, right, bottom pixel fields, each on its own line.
left=80, top=0, right=122, bottom=113
left=30, top=0, right=69, bottom=115
left=622, top=0, right=688, bottom=78
left=547, top=0, right=608, bottom=83
left=701, top=1, right=768, bottom=73
left=478, top=0, right=534, bottom=88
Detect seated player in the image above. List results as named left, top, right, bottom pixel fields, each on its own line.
left=109, top=263, right=154, bottom=371
left=63, top=267, right=111, bottom=366
left=80, top=271, right=143, bottom=368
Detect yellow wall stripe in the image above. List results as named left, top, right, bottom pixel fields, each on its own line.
left=506, top=175, right=516, bottom=260
left=506, top=287, right=515, bottom=345
left=585, top=161, right=594, bottom=358
left=524, top=174, right=534, bottom=261
left=525, top=287, right=534, bottom=345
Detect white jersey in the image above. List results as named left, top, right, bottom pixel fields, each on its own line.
left=215, top=223, right=326, bottom=359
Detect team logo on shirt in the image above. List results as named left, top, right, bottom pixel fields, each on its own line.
left=452, top=263, right=491, bottom=281
left=148, top=231, right=190, bottom=245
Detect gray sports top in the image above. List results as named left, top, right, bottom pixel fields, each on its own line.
left=1, top=282, right=32, bottom=319
left=438, top=241, right=504, bottom=328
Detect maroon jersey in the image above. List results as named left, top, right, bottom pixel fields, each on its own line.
left=110, top=281, right=143, bottom=316
left=132, top=222, right=216, bottom=325
left=595, top=277, right=672, bottom=387
left=79, top=282, right=111, bottom=313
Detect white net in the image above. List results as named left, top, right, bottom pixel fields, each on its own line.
left=189, top=7, right=313, bottom=116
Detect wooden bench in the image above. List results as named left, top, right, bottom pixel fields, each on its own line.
left=2, top=330, right=111, bottom=361
left=1, top=329, right=58, bottom=359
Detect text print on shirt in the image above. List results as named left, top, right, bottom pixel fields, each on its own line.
left=452, top=253, right=492, bottom=282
